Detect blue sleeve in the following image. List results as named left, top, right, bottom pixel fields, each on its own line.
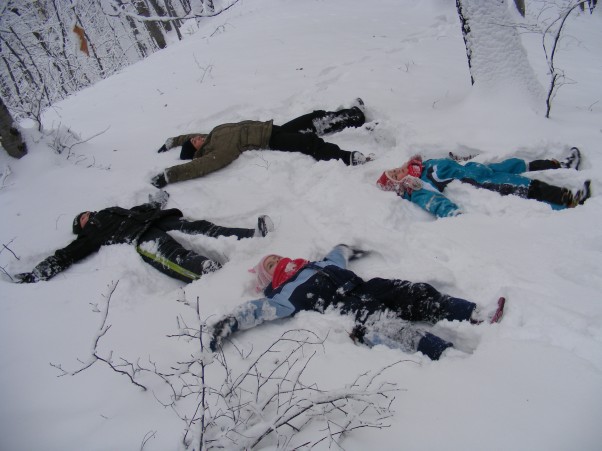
left=230, top=296, right=296, bottom=331
left=407, top=189, right=461, bottom=218
left=321, top=245, right=349, bottom=269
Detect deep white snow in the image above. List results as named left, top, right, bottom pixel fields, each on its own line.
left=1, top=0, right=601, bottom=450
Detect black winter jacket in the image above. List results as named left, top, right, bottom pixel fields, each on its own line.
left=32, top=203, right=182, bottom=281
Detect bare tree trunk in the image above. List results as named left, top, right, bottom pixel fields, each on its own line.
left=163, top=0, right=183, bottom=40
left=0, top=96, right=27, bottom=158
left=454, top=0, right=544, bottom=112
left=134, top=0, right=167, bottom=49
left=113, top=0, right=151, bottom=58
left=147, top=0, right=172, bottom=32
left=514, top=0, right=525, bottom=17
left=455, top=0, right=474, bottom=85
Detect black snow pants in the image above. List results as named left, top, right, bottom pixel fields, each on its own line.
left=136, top=217, right=255, bottom=283
left=343, top=278, right=477, bottom=360
left=269, top=107, right=365, bottom=165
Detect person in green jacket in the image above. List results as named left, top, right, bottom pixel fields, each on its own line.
left=151, top=100, right=373, bottom=188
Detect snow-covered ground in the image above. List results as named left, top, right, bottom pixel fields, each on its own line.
left=1, top=0, right=601, bottom=449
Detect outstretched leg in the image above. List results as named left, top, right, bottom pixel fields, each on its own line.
left=527, top=179, right=591, bottom=209
left=137, top=227, right=221, bottom=283
left=269, top=127, right=356, bottom=165
left=350, top=315, right=454, bottom=360
left=346, top=278, right=477, bottom=323
left=278, top=107, right=365, bottom=135
left=154, top=216, right=255, bottom=239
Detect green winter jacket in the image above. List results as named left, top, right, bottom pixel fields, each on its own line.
left=164, top=120, right=273, bottom=184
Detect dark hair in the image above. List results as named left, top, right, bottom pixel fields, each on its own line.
left=180, top=140, right=196, bottom=160
left=72, top=212, right=88, bottom=235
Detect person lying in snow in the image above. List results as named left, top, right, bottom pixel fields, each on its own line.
left=14, top=191, right=274, bottom=284
left=151, top=100, right=375, bottom=188
left=376, top=147, right=591, bottom=218
left=208, top=244, right=505, bottom=360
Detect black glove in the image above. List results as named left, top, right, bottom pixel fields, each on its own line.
left=339, top=244, right=370, bottom=261
left=349, top=247, right=370, bottom=261
left=209, top=317, right=238, bottom=352
left=157, top=144, right=168, bottom=153
left=14, top=272, right=38, bottom=283
left=349, top=324, right=367, bottom=344
left=151, top=172, right=167, bottom=188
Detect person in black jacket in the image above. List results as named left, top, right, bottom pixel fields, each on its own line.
left=15, top=193, right=274, bottom=284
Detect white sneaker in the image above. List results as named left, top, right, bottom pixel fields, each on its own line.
left=561, top=147, right=581, bottom=170
left=350, top=97, right=366, bottom=113
left=255, top=215, right=274, bottom=237
left=570, top=180, right=591, bottom=207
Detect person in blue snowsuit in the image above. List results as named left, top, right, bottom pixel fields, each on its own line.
left=208, top=245, right=505, bottom=360
left=376, top=148, right=590, bottom=217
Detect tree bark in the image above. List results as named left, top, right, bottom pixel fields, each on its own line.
left=455, top=0, right=474, bottom=85
left=514, top=0, right=525, bottom=17
left=0, top=96, right=27, bottom=158
left=134, top=0, right=167, bottom=50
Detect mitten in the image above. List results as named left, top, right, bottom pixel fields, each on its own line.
left=338, top=244, right=370, bottom=261
left=148, top=190, right=170, bottom=208
left=157, top=138, right=174, bottom=153
left=151, top=172, right=167, bottom=188
left=209, top=316, right=238, bottom=352
left=400, top=175, right=423, bottom=192
left=14, top=272, right=38, bottom=283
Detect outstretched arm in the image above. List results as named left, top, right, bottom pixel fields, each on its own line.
left=209, top=296, right=296, bottom=351
left=157, top=134, right=203, bottom=153
left=322, top=244, right=369, bottom=269
left=163, top=145, right=240, bottom=184
left=15, top=236, right=103, bottom=283
left=407, top=189, right=461, bottom=218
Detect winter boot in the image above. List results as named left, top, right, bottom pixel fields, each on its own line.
left=571, top=180, right=591, bottom=207
left=470, top=297, right=506, bottom=324
left=449, top=151, right=479, bottom=162
left=255, top=215, right=275, bottom=238
left=527, top=179, right=589, bottom=208
left=351, top=98, right=366, bottom=113
left=560, top=147, right=581, bottom=170
left=416, top=332, right=454, bottom=360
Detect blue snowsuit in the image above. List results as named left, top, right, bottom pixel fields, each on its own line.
left=213, top=245, right=478, bottom=360
left=406, top=158, right=566, bottom=217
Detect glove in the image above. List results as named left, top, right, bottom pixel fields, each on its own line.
left=349, top=324, right=367, bottom=344
left=151, top=172, right=167, bottom=188
left=338, top=244, right=371, bottom=261
left=209, top=316, right=238, bottom=352
left=157, top=138, right=174, bottom=153
left=148, top=190, right=169, bottom=208
left=400, top=175, right=423, bottom=192
left=14, top=272, right=38, bottom=283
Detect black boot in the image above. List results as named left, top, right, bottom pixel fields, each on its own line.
left=528, top=180, right=578, bottom=207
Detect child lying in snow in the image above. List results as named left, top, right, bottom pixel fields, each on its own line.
left=377, top=147, right=591, bottom=218
left=208, top=244, right=505, bottom=360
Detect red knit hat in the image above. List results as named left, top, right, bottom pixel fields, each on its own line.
left=376, top=171, right=401, bottom=191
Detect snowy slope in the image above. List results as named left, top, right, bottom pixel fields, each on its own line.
left=1, top=0, right=601, bottom=450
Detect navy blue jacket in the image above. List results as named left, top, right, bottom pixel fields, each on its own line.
left=221, top=246, right=357, bottom=335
